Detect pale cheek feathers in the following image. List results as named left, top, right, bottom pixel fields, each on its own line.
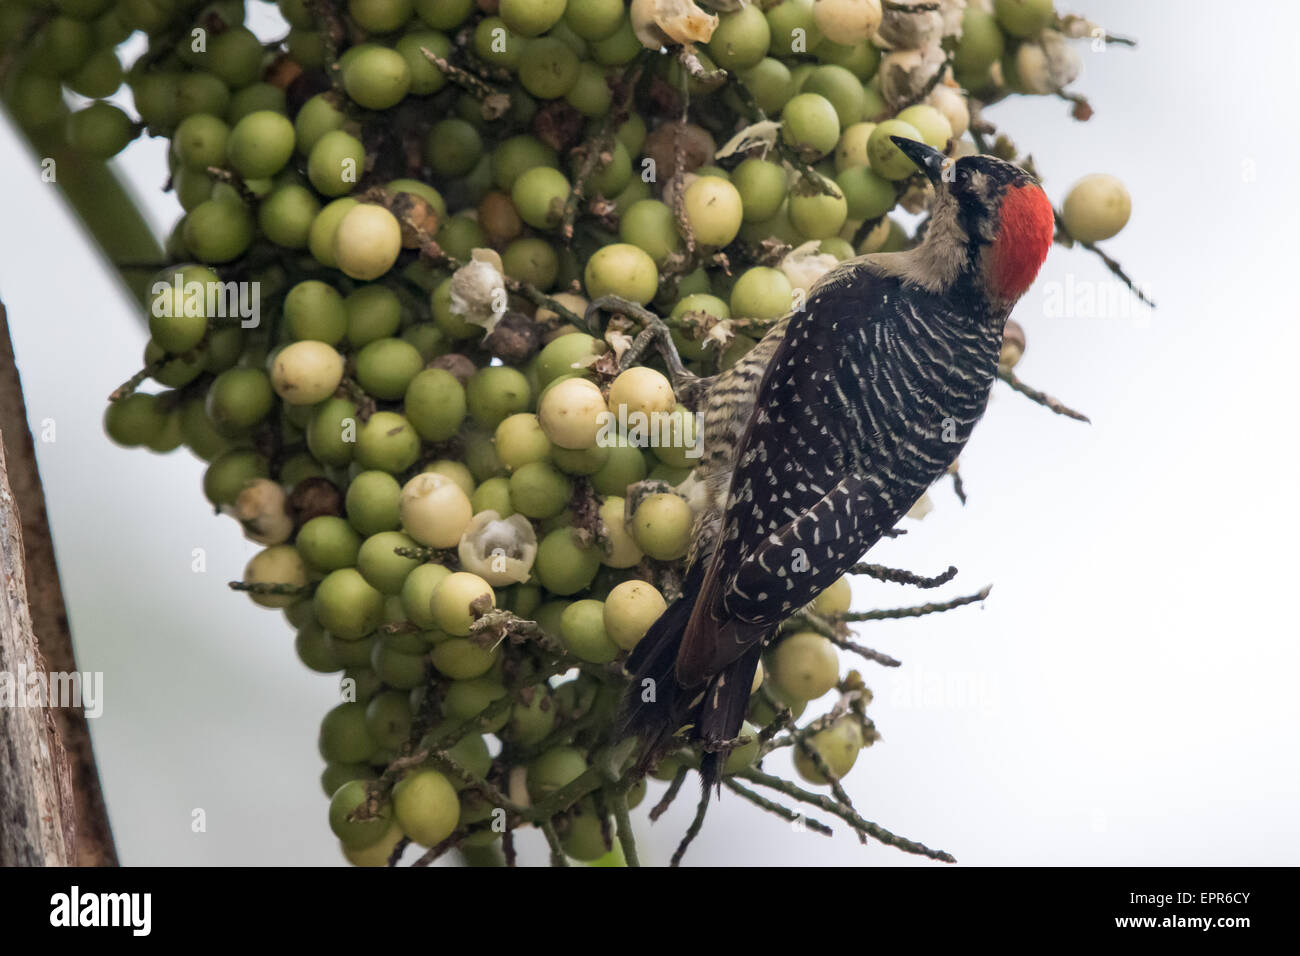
left=989, top=185, right=1055, bottom=303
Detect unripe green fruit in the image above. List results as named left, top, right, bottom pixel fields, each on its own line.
left=430, top=637, right=497, bottom=679
left=781, top=93, right=841, bottom=160
left=365, top=689, right=413, bottom=750
left=183, top=198, right=255, bottom=263
left=259, top=184, right=320, bottom=249
left=559, top=599, right=619, bottom=663
left=357, top=412, right=420, bottom=473
left=320, top=762, right=376, bottom=800
left=466, top=365, right=532, bottom=429
left=535, top=528, right=602, bottom=595
left=242, top=545, right=307, bottom=609
left=308, top=130, right=365, bottom=197
left=297, top=515, right=362, bottom=572
left=228, top=83, right=287, bottom=125
left=866, top=119, right=924, bottom=180
left=227, top=110, right=295, bottom=179
left=346, top=285, right=403, bottom=347
left=511, top=166, right=570, bottom=230
left=519, top=36, right=580, bottom=99
left=740, top=57, right=794, bottom=115
left=347, top=471, right=402, bottom=536
left=405, top=369, right=467, bottom=442
left=811, top=575, right=852, bottom=617
left=348, top=0, right=413, bottom=32
left=308, top=198, right=358, bottom=268
left=306, top=396, right=358, bottom=467
left=328, top=779, right=391, bottom=849
left=320, top=702, right=378, bottom=763
left=527, top=746, right=588, bottom=801
left=802, top=65, right=865, bottom=128
left=709, top=3, right=771, bottom=71
left=766, top=0, right=822, bottom=57
left=356, top=531, right=422, bottom=595
left=296, top=621, right=342, bottom=673
left=769, top=631, right=840, bottom=702
left=355, top=338, right=423, bottom=400
left=470, top=477, right=515, bottom=517
left=730, top=267, right=794, bottom=320
left=500, top=0, right=565, bottom=36
left=207, top=367, right=274, bottom=433
left=994, top=0, right=1055, bottom=38
left=954, top=7, right=1005, bottom=77
left=393, top=769, right=460, bottom=847
left=732, top=158, right=787, bottom=223
left=619, top=199, right=682, bottom=264
left=1062, top=174, right=1131, bottom=244
left=443, top=677, right=509, bottom=732
left=344, top=45, right=412, bottom=110
left=536, top=333, right=606, bottom=386
left=202, top=449, right=269, bottom=506
left=683, top=176, right=744, bottom=248
left=895, top=104, right=953, bottom=151
left=271, top=340, right=345, bottom=405
left=723, top=721, right=761, bottom=774
left=836, top=164, right=895, bottom=220
left=173, top=113, right=228, bottom=170
left=400, top=563, right=451, bottom=629
left=370, top=637, right=426, bottom=689
left=603, top=580, right=666, bottom=651
left=565, top=0, right=623, bottom=40
left=584, top=243, right=658, bottom=304
left=315, top=568, right=386, bottom=640
left=630, top=493, right=692, bottom=561
left=295, top=93, right=346, bottom=156
left=789, top=176, right=848, bottom=240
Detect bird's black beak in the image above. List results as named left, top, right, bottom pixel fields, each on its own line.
left=890, top=136, right=947, bottom=185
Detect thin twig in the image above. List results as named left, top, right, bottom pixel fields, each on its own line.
left=723, top=779, right=834, bottom=835
left=671, top=787, right=710, bottom=867
left=739, top=767, right=956, bottom=863
left=849, top=563, right=959, bottom=590
left=997, top=367, right=1091, bottom=423
left=841, top=586, right=991, bottom=622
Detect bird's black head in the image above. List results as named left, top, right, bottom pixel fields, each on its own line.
left=891, top=137, right=1055, bottom=308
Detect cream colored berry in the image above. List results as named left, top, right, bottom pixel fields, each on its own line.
left=334, top=204, right=403, bottom=281
left=399, top=472, right=473, bottom=548
left=769, top=631, right=839, bottom=702
left=813, top=0, right=882, bottom=44
left=603, top=579, right=667, bottom=651
left=538, top=377, right=608, bottom=450
left=242, top=544, right=308, bottom=609
left=597, top=496, right=644, bottom=569
left=608, top=366, right=676, bottom=421
left=429, top=571, right=495, bottom=636
left=271, top=340, right=345, bottom=405
left=811, top=576, right=852, bottom=617
left=1062, top=174, right=1131, bottom=244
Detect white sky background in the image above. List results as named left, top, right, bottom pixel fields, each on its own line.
left=1, top=0, right=1298, bottom=866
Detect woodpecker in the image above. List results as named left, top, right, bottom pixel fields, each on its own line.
left=619, top=139, right=1056, bottom=785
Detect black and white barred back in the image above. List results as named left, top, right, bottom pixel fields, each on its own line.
left=671, top=264, right=1005, bottom=696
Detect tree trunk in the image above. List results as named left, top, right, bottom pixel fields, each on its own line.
left=0, top=303, right=118, bottom=865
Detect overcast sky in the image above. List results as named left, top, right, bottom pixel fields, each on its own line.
left=1, top=0, right=1297, bottom=866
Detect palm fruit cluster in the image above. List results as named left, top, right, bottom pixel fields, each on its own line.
left=0, top=0, right=1134, bottom=864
